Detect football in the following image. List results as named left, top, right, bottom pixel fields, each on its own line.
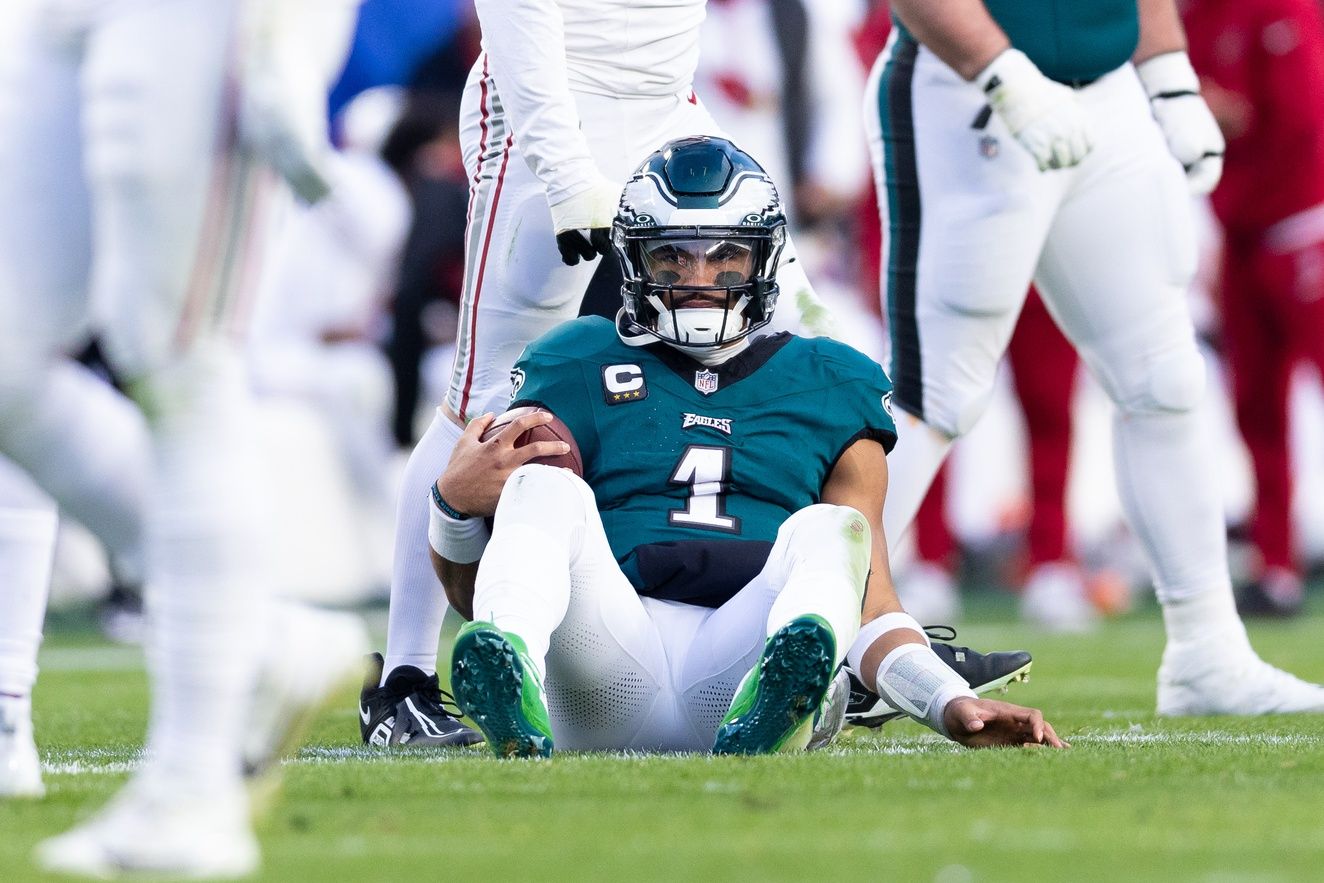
left=479, top=406, right=583, bottom=476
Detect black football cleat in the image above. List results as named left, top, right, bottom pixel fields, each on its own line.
left=359, top=653, right=484, bottom=748
left=845, top=627, right=1033, bottom=729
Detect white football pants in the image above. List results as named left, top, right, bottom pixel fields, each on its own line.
left=0, top=0, right=347, bottom=789
left=867, top=36, right=1233, bottom=608
left=472, top=465, right=867, bottom=752
left=0, top=463, right=58, bottom=697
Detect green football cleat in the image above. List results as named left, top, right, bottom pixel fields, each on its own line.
left=451, top=622, right=554, bottom=758
left=713, top=615, right=837, bottom=755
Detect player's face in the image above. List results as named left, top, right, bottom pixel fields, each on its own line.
left=640, top=238, right=756, bottom=308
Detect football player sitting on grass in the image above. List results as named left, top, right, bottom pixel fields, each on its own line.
left=427, top=137, right=1066, bottom=756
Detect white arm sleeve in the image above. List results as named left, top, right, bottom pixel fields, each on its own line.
left=473, top=0, right=604, bottom=206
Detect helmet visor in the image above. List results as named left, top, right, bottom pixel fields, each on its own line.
left=638, top=238, right=757, bottom=296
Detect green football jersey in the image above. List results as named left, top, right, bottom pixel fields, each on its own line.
left=896, top=0, right=1138, bottom=84
left=985, top=0, right=1138, bottom=83
left=509, top=316, right=897, bottom=607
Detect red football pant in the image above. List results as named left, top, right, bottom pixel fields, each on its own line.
left=1222, top=234, right=1324, bottom=571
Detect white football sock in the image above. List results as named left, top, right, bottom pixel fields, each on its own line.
left=383, top=409, right=462, bottom=681
left=880, top=411, right=954, bottom=555
left=138, top=346, right=268, bottom=788
left=0, top=361, right=149, bottom=583
left=471, top=467, right=582, bottom=683
left=1112, top=408, right=1242, bottom=636
left=0, top=505, right=57, bottom=697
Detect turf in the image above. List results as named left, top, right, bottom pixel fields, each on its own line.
left=4, top=598, right=1324, bottom=882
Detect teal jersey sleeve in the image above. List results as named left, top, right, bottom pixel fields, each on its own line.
left=507, top=316, right=619, bottom=468
left=798, top=336, right=898, bottom=459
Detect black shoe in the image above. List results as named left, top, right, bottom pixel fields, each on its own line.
left=845, top=626, right=1033, bottom=729
left=359, top=653, right=484, bottom=747
left=1235, top=576, right=1305, bottom=619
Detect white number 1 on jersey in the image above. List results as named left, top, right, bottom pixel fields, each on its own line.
left=668, top=445, right=740, bottom=532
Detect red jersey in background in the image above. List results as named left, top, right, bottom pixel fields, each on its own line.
left=1183, top=0, right=1324, bottom=236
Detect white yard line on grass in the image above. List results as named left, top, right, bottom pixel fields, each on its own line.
left=37, top=646, right=143, bottom=672
left=40, top=730, right=1319, bottom=775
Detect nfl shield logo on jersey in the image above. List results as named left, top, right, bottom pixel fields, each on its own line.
left=694, top=370, right=719, bottom=395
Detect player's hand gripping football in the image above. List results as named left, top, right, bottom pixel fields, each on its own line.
left=550, top=175, right=621, bottom=265
left=1136, top=51, right=1225, bottom=195
left=976, top=48, right=1093, bottom=171
left=943, top=696, right=1069, bottom=749
left=436, top=411, right=572, bottom=518
left=237, top=0, right=358, bottom=204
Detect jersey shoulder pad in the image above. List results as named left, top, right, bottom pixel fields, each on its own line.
left=521, top=316, right=620, bottom=364
left=796, top=335, right=893, bottom=390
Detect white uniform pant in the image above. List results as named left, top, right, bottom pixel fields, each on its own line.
left=0, top=0, right=281, bottom=382
left=447, top=57, right=727, bottom=421
left=472, top=465, right=867, bottom=752
left=866, top=38, right=1204, bottom=436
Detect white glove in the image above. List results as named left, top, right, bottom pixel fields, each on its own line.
left=1136, top=51, right=1225, bottom=195
left=237, top=0, right=359, bottom=204
left=975, top=48, right=1093, bottom=172
left=549, top=174, right=621, bottom=266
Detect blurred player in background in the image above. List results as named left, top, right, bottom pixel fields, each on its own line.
left=0, top=363, right=150, bottom=798
left=867, top=0, right=1324, bottom=714
left=0, top=0, right=367, bottom=875
left=367, top=0, right=844, bottom=747
left=433, top=137, right=1063, bottom=757
left=1182, top=0, right=1324, bottom=618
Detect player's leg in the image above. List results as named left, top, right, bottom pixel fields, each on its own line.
left=376, top=61, right=598, bottom=709
left=671, top=505, right=868, bottom=754
left=897, top=464, right=962, bottom=623
left=6, top=361, right=150, bottom=584
left=34, top=3, right=265, bottom=875
left=1005, top=290, right=1095, bottom=631
left=0, top=3, right=93, bottom=802
left=1033, top=65, right=1324, bottom=714
left=451, top=464, right=668, bottom=756
left=0, top=464, right=58, bottom=800
left=37, top=0, right=363, bottom=875
left=1222, top=239, right=1300, bottom=616
left=864, top=36, right=1059, bottom=554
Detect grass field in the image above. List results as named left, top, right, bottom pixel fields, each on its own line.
left=4, top=594, right=1324, bottom=882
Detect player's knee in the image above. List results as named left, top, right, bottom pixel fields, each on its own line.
left=784, top=505, right=872, bottom=592
left=922, top=382, right=995, bottom=438
left=1117, top=346, right=1207, bottom=416
left=499, top=463, right=592, bottom=518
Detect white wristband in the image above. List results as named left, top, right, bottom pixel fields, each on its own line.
left=427, top=492, right=491, bottom=564
left=873, top=643, right=976, bottom=738
left=846, top=611, right=929, bottom=675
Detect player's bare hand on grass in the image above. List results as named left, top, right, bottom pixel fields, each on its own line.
left=943, top=697, right=1068, bottom=749
left=436, top=412, right=571, bottom=517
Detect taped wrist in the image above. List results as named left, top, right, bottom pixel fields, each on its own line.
left=873, top=643, right=976, bottom=738
left=846, top=611, right=929, bottom=675
left=428, top=487, right=490, bottom=564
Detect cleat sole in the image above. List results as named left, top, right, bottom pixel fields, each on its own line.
left=452, top=630, right=553, bottom=759
left=713, top=618, right=835, bottom=755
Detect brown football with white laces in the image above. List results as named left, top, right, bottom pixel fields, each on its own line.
left=479, top=406, right=583, bottom=476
